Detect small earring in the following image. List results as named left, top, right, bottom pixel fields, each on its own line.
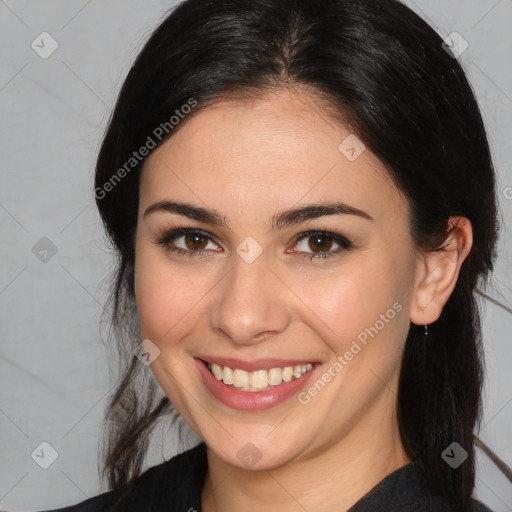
left=418, top=305, right=428, bottom=336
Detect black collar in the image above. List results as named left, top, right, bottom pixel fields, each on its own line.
left=112, top=442, right=491, bottom=512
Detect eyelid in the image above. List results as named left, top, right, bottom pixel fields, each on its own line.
left=154, top=225, right=353, bottom=258
left=155, top=227, right=222, bottom=250
left=293, top=229, right=352, bottom=248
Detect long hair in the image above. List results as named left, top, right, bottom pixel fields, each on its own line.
left=94, top=0, right=508, bottom=508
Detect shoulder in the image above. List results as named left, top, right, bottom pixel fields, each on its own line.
left=467, top=498, right=495, bottom=512
left=347, top=457, right=497, bottom=512
left=437, top=497, right=495, bottom=512
left=408, top=459, right=496, bottom=512
left=37, top=491, right=117, bottom=512
left=36, top=442, right=207, bottom=512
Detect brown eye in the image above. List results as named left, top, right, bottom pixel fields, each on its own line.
left=308, top=234, right=333, bottom=253
left=155, top=227, right=222, bottom=257
left=184, top=233, right=208, bottom=251
left=294, top=230, right=353, bottom=260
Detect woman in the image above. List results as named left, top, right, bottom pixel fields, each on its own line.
left=42, top=0, right=510, bottom=510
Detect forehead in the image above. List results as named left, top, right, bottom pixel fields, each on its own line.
left=139, top=88, right=409, bottom=225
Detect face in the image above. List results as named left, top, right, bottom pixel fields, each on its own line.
left=134, top=87, right=421, bottom=470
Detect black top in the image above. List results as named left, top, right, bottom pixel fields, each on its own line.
left=40, top=442, right=494, bottom=512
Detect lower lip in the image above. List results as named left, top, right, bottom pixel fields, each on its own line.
left=195, top=359, right=319, bottom=411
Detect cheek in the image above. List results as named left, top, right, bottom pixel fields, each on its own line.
left=293, top=261, right=401, bottom=347
left=134, top=247, right=221, bottom=343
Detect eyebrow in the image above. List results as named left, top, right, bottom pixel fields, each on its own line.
left=143, top=200, right=373, bottom=230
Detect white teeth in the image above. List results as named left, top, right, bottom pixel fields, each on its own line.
left=282, top=366, right=293, bottom=382
left=207, top=362, right=314, bottom=392
left=223, top=366, right=233, bottom=385
left=268, top=367, right=282, bottom=386
left=233, top=368, right=249, bottom=388
left=212, top=364, right=223, bottom=381
left=250, top=369, right=268, bottom=389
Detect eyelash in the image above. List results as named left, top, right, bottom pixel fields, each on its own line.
left=154, top=226, right=353, bottom=260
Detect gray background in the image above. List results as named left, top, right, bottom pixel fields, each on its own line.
left=0, top=0, right=511, bottom=510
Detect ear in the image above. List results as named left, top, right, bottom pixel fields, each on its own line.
left=410, top=216, right=473, bottom=326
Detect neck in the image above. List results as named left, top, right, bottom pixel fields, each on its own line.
left=201, top=391, right=411, bottom=512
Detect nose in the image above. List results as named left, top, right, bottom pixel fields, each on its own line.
left=208, top=250, right=291, bottom=346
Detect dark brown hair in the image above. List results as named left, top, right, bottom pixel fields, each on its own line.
left=94, top=0, right=509, bottom=509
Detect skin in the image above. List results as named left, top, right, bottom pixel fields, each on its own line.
left=134, top=87, right=472, bottom=512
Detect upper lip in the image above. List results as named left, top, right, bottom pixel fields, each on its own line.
left=197, top=356, right=318, bottom=372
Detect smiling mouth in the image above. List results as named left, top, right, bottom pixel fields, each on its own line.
left=205, top=361, right=315, bottom=392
